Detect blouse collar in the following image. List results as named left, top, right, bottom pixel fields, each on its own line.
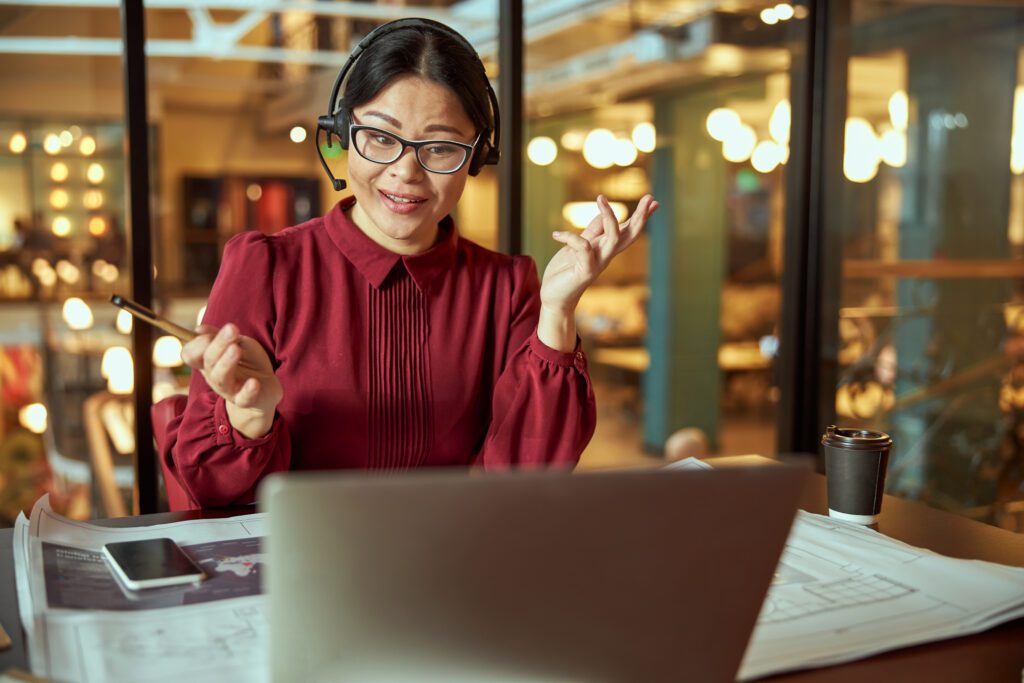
left=325, top=196, right=458, bottom=291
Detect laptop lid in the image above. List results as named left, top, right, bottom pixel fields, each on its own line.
left=261, top=464, right=806, bottom=683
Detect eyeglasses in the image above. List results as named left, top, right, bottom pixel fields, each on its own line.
left=349, top=124, right=479, bottom=174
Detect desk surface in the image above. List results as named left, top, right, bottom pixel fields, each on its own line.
left=2, top=459, right=1022, bottom=682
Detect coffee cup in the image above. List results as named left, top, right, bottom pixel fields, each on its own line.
left=821, top=425, right=893, bottom=524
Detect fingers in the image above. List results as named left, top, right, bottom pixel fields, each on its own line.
left=594, top=195, right=623, bottom=260
left=551, top=230, right=598, bottom=276
left=618, top=194, right=657, bottom=247
left=179, top=321, right=277, bottom=415
left=581, top=212, right=605, bottom=240
left=202, top=323, right=240, bottom=373
left=181, top=322, right=247, bottom=395
left=231, top=377, right=263, bottom=409
left=180, top=323, right=219, bottom=368
left=201, top=338, right=244, bottom=397
left=581, top=194, right=620, bottom=242
left=562, top=194, right=661, bottom=267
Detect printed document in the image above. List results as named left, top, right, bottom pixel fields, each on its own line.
left=669, top=458, right=1024, bottom=678
left=740, top=511, right=1024, bottom=678
left=14, top=496, right=268, bottom=683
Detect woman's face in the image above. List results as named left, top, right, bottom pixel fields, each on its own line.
left=346, top=75, right=477, bottom=255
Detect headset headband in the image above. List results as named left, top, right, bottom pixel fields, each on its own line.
left=315, top=18, right=501, bottom=191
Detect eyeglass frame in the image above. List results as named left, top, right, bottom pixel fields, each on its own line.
left=348, top=123, right=481, bottom=174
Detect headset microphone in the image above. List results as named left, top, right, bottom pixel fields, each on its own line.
left=316, top=115, right=347, bottom=191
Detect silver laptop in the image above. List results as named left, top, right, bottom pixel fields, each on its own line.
left=260, top=464, right=806, bottom=683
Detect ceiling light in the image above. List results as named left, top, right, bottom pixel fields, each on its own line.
left=527, top=136, right=558, bottom=166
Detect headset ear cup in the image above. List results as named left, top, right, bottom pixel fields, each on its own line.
left=468, top=143, right=486, bottom=176
left=467, top=131, right=498, bottom=176
left=485, top=143, right=500, bottom=166
left=336, top=108, right=351, bottom=150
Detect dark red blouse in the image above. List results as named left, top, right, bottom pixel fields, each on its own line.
left=168, top=197, right=596, bottom=507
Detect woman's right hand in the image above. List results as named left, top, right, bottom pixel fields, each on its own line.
left=181, top=323, right=283, bottom=439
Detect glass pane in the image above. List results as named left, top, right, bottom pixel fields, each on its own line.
left=523, top=3, right=808, bottom=468
left=0, top=7, right=127, bottom=524
left=826, top=2, right=1024, bottom=528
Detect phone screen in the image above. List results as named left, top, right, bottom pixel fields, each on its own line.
left=103, top=538, right=204, bottom=589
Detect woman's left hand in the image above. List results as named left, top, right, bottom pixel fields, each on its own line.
left=540, top=193, right=659, bottom=313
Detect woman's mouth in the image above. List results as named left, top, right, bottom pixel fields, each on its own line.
left=379, top=190, right=427, bottom=214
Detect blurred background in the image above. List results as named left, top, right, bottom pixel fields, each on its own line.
left=0, top=0, right=1023, bottom=531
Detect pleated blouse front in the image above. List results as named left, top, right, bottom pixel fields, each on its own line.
left=367, top=267, right=432, bottom=470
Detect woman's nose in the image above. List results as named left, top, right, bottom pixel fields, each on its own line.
left=389, top=147, right=423, bottom=181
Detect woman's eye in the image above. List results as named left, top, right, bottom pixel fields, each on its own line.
left=426, top=144, right=459, bottom=156
left=373, top=135, right=398, bottom=146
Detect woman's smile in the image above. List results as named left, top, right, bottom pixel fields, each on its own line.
left=379, top=189, right=428, bottom=214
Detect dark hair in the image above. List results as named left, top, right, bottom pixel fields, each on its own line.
left=340, top=26, right=493, bottom=138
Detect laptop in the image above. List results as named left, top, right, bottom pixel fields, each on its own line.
left=260, top=463, right=806, bottom=683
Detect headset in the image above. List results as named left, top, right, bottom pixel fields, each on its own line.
left=315, top=18, right=501, bottom=192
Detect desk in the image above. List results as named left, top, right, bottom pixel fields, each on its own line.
left=1, top=462, right=1022, bottom=682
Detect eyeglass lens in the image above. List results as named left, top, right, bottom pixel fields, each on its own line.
left=353, top=128, right=469, bottom=173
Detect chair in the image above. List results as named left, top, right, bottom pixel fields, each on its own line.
left=83, top=391, right=135, bottom=517
left=151, top=394, right=197, bottom=511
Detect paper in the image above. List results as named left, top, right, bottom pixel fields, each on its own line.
left=15, top=478, right=1024, bottom=682
left=739, top=511, right=1024, bottom=679
left=661, top=456, right=713, bottom=471
left=14, top=496, right=269, bottom=683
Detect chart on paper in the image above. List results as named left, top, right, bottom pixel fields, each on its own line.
left=49, top=601, right=269, bottom=683
left=740, top=512, right=1024, bottom=679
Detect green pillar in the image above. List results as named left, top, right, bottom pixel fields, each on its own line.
left=643, top=92, right=728, bottom=451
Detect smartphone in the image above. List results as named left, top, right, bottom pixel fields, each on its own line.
left=102, top=538, right=206, bottom=591
left=110, top=294, right=197, bottom=342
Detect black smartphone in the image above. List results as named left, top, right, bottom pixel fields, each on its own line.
left=110, top=294, right=197, bottom=342
left=102, top=537, right=205, bottom=591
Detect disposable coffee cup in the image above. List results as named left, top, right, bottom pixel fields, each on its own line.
left=821, top=425, right=893, bottom=524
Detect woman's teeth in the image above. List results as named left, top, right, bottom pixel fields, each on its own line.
left=383, top=193, right=424, bottom=204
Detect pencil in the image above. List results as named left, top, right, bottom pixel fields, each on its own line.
left=110, top=295, right=197, bottom=342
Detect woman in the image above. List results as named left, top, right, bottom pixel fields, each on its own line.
left=168, top=19, right=658, bottom=508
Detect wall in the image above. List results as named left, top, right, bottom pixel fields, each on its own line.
left=155, top=106, right=336, bottom=289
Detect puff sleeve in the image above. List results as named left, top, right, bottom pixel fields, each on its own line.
left=478, top=257, right=596, bottom=469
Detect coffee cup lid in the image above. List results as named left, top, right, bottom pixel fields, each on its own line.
left=821, top=425, right=893, bottom=450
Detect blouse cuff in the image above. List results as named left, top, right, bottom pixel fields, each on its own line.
left=528, top=330, right=587, bottom=371
left=211, top=395, right=279, bottom=447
